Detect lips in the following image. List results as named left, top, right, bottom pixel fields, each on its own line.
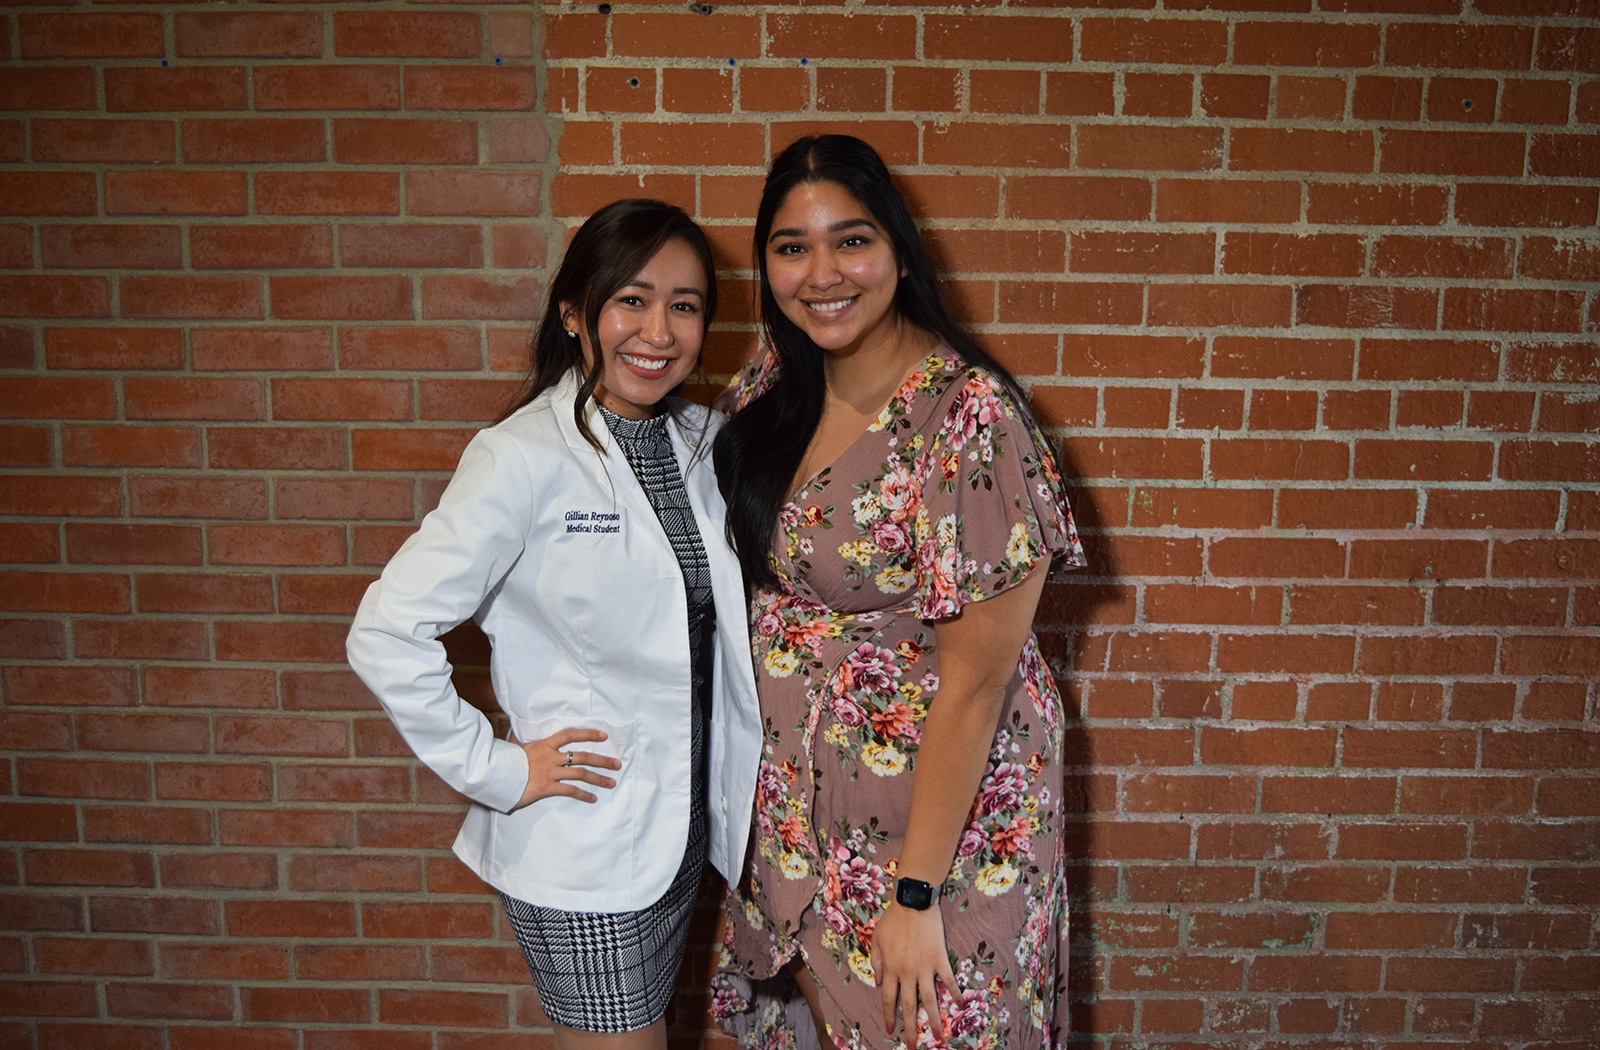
left=804, top=295, right=858, bottom=316
left=618, top=352, right=672, bottom=373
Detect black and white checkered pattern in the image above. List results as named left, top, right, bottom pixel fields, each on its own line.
left=497, top=407, right=715, bottom=1034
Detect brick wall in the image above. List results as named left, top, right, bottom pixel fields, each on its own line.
left=2, top=1, right=1597, bottom=1048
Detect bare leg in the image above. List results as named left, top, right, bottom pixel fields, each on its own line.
left=552, top=1018, right=667, bottom=1050
left=787, top=956, right=831, bottom=1050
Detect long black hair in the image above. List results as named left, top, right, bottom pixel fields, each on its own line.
left=501, top=198, right=717, bottom=449
left=713, top=134, right=1033, bottom=589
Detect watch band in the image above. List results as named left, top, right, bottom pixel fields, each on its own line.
left=894, top=876, right=936, bottom=911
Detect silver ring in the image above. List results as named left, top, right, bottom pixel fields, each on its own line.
left=563, top=752, right=573, bottom=767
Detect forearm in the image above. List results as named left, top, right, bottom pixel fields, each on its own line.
left=894, top=679, right=1008, bottom=886
left=894, top=568, right=1049, bottom=889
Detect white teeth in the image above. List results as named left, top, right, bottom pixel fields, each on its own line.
left=619, top=353, right=670, bottom=371
left=806, top=298, right=854, bottom=312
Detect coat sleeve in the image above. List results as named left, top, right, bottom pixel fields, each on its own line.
left=346, top=426, right=533, bottom=814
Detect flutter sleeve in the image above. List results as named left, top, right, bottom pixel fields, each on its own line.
left=913, top=369, right=1085, bottom=622
left=711, top=343, right=780, bottom=418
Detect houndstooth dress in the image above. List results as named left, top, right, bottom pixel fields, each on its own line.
left=498, top=406, right=715, bottom=1033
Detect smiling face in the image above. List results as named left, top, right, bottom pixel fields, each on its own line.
left=764, top=180, right=905, bottom=361
left=563, top=237, right=709, bottom=420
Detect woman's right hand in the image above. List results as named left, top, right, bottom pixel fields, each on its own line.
left=511, top=727, right=620, bottom=808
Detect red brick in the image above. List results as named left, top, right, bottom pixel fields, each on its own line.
left=1222, top=233, right=1363, bottom=277
left=127, top=477, right=265, bottom=520
left=404, top=67, right=536, bottom=112
left=209, top=525, right=345, bottom=568
left=355, top=810, right=461, bottom=850
left=176, top=12, right=321, bottom=58
left=421, top=276, right=542, bottom=321
left=1080, top=17, right=1226, bottom=64
left=0, top=274, right=109, bottom=316
left=1456, top=182, right=1598, bottom=227
left=1354, top=74, right=1423, bottom=120
left=0, top=619, right=67, bottom=659
left=1079, top=126, right=1220, bottom=171
left=143, top=666, right=275, bottom=708
left=1037, top=71, right=1111, bottom=118
left=33, top=119, right=172, bottom=164
left=664, top=69, right=732, bottom=115
left=182, top=118, right=324, bottom=164
left=1235, top=20, right=1378, bottom=66
left=1149, top=284, right=1293, bottom=328
left=407, top=171, right=540, bottom=217
left=1287, top=584, right=1425, bottom=625
left=20, top=14, right=163, bottom=58
left=363, top=901, right=494, bottom=940
left=36, top=936, right=152, bottom=976
left=244, top=986, right=367, bottom=1024
left=1007, top=175, right=1150, bottom=221
left=26, top=849, right=155, bottom=888
left=1387, top=22, right=1534, bottom=69
left=207, top=427, right=347, bottom=471
left=74, top=619, right=207, bottom=662
left=1279, top=75, right=1347, bottom=119
left=88, top=896, right=218, bottom=935
left=1503, top=634, right=1600, bottom=676
left=270, top=275, right=412, bottom=321
left=1307, top=181, right=1449, bottom=225
left=271, top=378, right=410, bottom=423
left=220, top=806, right=352, bottom=851
left=1401, top=774, right=1534, bottom=815
left=105, top=67, right=246, bottom=112
left=1373, top=235, right=1513, bottom=279
left=0, top=894, right=83, bottom=932
left=763, top=13, right=903, bottom=60
left=1174, top=389, right=1243, bottom=431
left=1218, top=634, right=1356, bottom=674
left=290, top=856, right=420, bottom=895
left=155, top=763, right=271, bottom=803
left=1297, top=284, right=1437, bottom=329
left=30, top=422, right=171, bottom=467
left=1211, top=438, right=1347, bottom=480
left=1382, top=129, right=1527, bottom=176
left=64, top=523, right=201, bottom=567
left=335, top=11, right=478, bottom=58
left=1338, top=822, right=1467, bottom=861
left=254, top=66, right=399, bottom=111
left=378, top=989, right=508, bottom=1029
left=227, top=900, right=357, bottom=939
left=1231, top=128, right=1373, bottom=173
left=1156, top=178, right=1299, bottom=223
left=104, top=172, right=247, bottom=217
left=84, top=804, right=210, bottom=846
left=1250, top=955, right=1386, bottom=994
left=160, top=943, right=289, bottom=980
left=40, top=225, right=178, bottom=275
left=1189, top=912, right=1318, bottom=950
left=1349, top=538, right=1487, bottom=580
left=1249, top=389, right=1317, bottom=431
left=1427, top=76, right=1498, bottom=124
left=292, top=947, right=422, bottom=985
left=122, top=377, right=263, bottom=421
left=1446, top=288, right=1585, bottom=333
left=0, top=572, right=131, bottom=614
left=817, top=68, right=887, bottom=113
left=1071, top=231, right=1211, bottom=275
left=1521, top=236, right=1600, bottom=282
left=121, top=276, right=262, bottom=321
left=1123, top=72, right=1191, bottom=118
left=334, top=118, right=478, bottom=166
left=0, top=713, right=78, bottom=755
left=258, top=172, right=398, bottom=217
left=0, top=67, right=97, bottom=111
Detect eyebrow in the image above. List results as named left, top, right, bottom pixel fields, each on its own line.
left=768, top=217, right=878, bottom=242
left=619, top=280, right=704, bottom=297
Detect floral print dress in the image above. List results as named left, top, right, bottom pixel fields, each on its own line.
left=712, top=347, right=1085, bottom=1050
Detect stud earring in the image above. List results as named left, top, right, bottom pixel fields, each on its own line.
left=565, top=330, right=578, bottom=339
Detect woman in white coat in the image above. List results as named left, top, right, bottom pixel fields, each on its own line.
left=346, top=199, right=763, bottom=1050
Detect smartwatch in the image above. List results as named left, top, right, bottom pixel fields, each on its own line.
left=894, top=876, right=937, bottom=911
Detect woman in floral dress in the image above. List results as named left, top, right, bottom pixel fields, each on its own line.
left=711, top=135, right=1084, bottom=1050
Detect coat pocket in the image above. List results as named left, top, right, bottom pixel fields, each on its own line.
left=499, top=714, right=637, bottom=897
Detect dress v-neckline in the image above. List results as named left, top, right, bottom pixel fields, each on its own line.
left=784, top=349, right=942, bottom=504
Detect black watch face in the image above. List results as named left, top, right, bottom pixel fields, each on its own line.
left=896, top=878, right=934, bottom=910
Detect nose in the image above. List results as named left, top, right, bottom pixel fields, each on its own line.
left=806, top=248, right=843, bottom=291
left=640, top=302, right=673, bottom=347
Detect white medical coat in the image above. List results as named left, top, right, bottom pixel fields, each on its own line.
left=346, top=372, right=762, bottom=912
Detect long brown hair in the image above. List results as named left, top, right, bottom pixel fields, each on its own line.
left=501, top=198, right=718, bottom=449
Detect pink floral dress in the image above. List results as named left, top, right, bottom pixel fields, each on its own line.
left=712, top=347, right=1085, bottom=1050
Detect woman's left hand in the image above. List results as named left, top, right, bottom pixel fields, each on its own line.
left=870, top=898, right=958, bottom=1043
